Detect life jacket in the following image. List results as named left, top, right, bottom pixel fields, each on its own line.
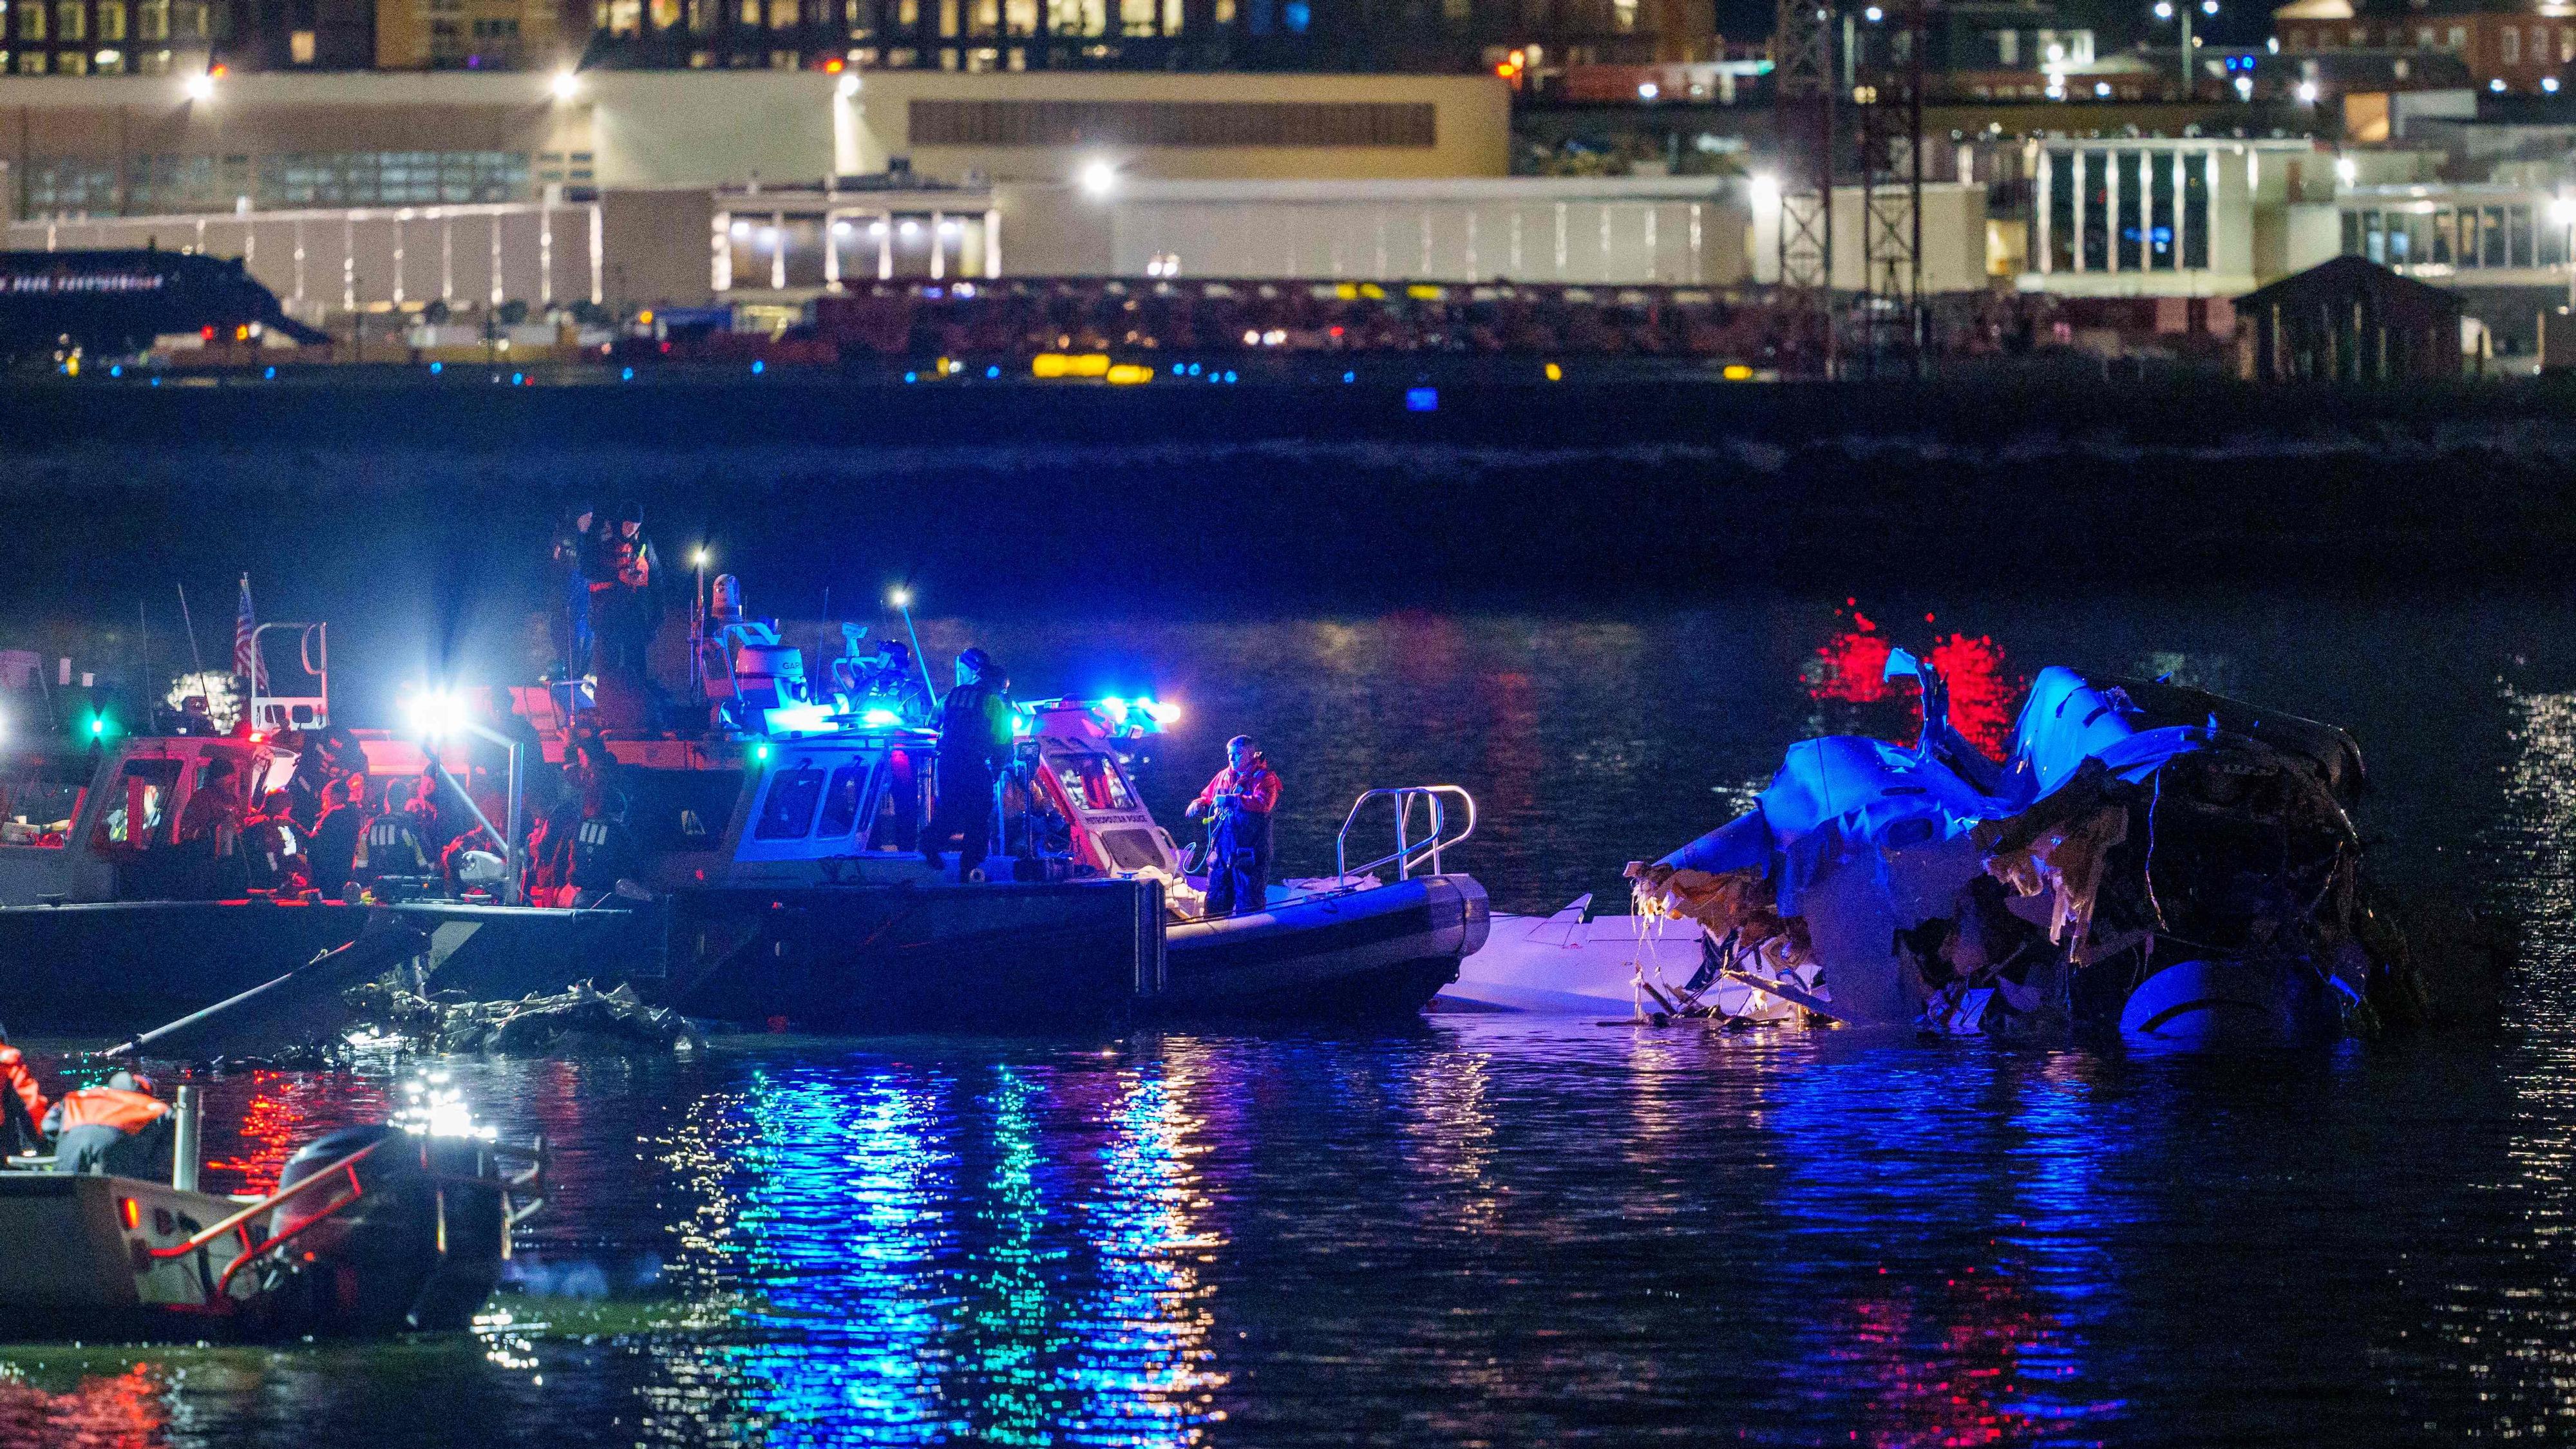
left=0, top=1046, right=47, bottom=1131
left=571, top=817, right=637, bottom=889
left=366, top=815, right=430, bottom=875
left=44, top=1086, right=169, bottom=1137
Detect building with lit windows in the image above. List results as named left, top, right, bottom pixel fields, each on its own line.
left=2273, top=0, right=2576, bottom=96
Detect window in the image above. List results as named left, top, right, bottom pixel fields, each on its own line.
left=54, top=0, right=78, bottom=38
left=0, top=757, right=90, bottom=849
left=770, top=0, right=794, bottom=23
left=11, top=0, right=33, bottom=35
left=754, top=763, right=826, bottom=838
left=2502, top=26, right=2517, bottom=63
left=909, top=99, right=1439, bottom=147
left=816, top=760, right=873, bottom=837
left=15, top=46, right=40, bottom=66
left=1097, top=828, right=1163, bottom=871
left=1051, top=753, right=1136, bottom=812
left=2447, top=26, right=2466, bottom=50
left=55, top=46, right=84, bottom=70
left=137, top=0, right=163, bottom=36
left=96, top=1, right=121, bottom=37
left=93, top=759, right=180, bottom=849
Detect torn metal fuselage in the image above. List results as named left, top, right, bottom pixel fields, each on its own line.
left=1635, top=665, right=2388, bottom=1046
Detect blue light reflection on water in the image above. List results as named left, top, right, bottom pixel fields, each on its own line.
left=631, top=1052, right=1222, bottom=1447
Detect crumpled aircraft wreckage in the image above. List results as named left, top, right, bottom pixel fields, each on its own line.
left=1629, top=654, right=2414, bottom=1046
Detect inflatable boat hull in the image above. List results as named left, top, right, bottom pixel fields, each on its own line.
left=1162, top=875, right=1490, bottom=1018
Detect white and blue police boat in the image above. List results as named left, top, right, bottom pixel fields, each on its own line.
left=0, top=623, right=1488, bottom=1033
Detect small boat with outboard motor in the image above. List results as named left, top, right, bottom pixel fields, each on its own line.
left=0, top=594, right=1489, bottom=1034
left=1443, top=652, right=2418, bottom=1048
left=0, top=1069, right=540, bottom=1340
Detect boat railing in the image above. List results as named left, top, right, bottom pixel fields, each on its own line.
left=1336, top=786, right=1477, bottom=882
left=146, top=1132, right=545, bottom=1300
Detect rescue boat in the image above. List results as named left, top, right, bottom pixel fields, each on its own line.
left=0, top=1085, right=540, bottom=1341
left=0, top=615, right=1490, bottom=1032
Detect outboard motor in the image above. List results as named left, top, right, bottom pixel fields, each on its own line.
left=256, top=1123, right=518, bottom=1334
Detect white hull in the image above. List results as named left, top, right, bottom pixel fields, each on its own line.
left=1436, top=895, right=1707, bottom=1014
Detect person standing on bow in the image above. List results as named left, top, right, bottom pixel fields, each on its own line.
left=922, top=647, right=1013, bottom=882
left=1186, top=734, right=1281, bottom=918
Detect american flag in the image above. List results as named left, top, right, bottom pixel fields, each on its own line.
left=232, top=574, right=266, bottom=690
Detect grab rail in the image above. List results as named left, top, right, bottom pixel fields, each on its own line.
left=1335, top=786, right=1477, bottom=882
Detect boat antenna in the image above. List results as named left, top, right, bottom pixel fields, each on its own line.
left=890, top=587, right=938, bottom=701
left=174, top=582, right=205, bottom=674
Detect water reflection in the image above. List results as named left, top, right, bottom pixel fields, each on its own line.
left=1763, top=1052, right=2108, bottom=1445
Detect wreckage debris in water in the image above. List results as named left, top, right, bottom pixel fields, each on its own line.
left=346, top=980, right=706, bottom=1057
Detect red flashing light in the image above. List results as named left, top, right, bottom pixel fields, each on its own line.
left=119, top=1197, right=140, bottom=1230
left=200, top=326, right=216, bottom=341
left=209, top=62, right=227, bottom=77
left=823, top=56, right=846, bottom=72
left=247, top=731, right=265, bottom=743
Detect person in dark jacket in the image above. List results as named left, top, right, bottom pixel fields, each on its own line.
left=554, top=502, right=597, bottom=680
left=570, top=786, right=644, bottom=904
left=308, top=776, right=369, bottom=901
left=1186, top=734, right=1282, bottom=917
left=175, top=755, right=247, bottom=898
left=922, top=647, right=1013, bottom=881
left=242, top=788, right=303, bottom=892
left=43, top=1070, right=171, bottom=1177
left=363, top=798, right=435, bottom=891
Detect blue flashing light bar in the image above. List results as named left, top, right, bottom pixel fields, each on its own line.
left=1406, top=387, right=1439, bottom=412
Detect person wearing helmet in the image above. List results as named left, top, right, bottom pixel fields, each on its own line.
left=43, top=1070, right=171, bottom=1177
left=571, top=784, right=644, bottom=905
left=923, top=647, right=1013, bottom=882
left=1186, top=734, right=1282, bottom=917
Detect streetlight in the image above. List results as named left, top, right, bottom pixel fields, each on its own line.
left=182, top=71, right=214, bottom=102
left=2154, top=0, right=2213, bottom=99
left=689, top=546, right=712, bottom=700
left=2551, top=195, right=2576, bottom=311
left=549, top=69, right=581, bottom=101
left=1079, top=158, right=1119, bottom=198
left=404, top=687, right=526, bottom=905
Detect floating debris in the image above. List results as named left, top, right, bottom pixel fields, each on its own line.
left=345, top=980, right=704, bottom=1057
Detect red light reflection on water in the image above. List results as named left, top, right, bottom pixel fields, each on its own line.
left=197, top=1072, right=392, bottom=1195
left=1805, top=603, right=2023, bottom=757
left=0, top=1363, right=167, bottom=1446
left=1823, top=1267, right=2091, bottom=1449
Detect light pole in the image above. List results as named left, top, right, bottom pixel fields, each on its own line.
left=2553, top=196, right=2576, bottom=314
left=408, top=688, right=527, bottom=905
left=2155, top=0, right=2217, bottom=99
left=689, top=546, right=710, bottom=701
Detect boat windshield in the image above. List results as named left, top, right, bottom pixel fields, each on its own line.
left=91, top=757, right=180, bottom=850
left=1051, top=752, right=1137, bottom=813
left=0, top=754, right=90, bottom=849
left=755, top=763, right=828, bottom=840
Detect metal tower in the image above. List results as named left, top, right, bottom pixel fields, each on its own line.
left=1772, top=0, right=1837, bottom=374
left=1853, top=0, right=1928, bottom=375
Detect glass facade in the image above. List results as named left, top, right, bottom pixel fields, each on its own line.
left=18, top=149, right=532, bottom=217
left=2344, top=196, right=2568, bottom=271
left=2040, top=146, right=2216, bottom=276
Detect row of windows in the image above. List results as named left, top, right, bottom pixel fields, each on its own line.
left=5, top=0, right=208, bottom=43
left=911, top=98, right=1435, bottom=146
left=2282, top=21, right=2574, bottom=66
left=8, top=44, right=187, bottom=70
left=596, top=0, right=1294, bottom=38
left=19, top=150, right=531, bottom=216
left=2346, top=205, right=2569, bottom=271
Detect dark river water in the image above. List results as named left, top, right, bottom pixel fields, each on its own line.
left=5, top=586, right=2575, bottom=1447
